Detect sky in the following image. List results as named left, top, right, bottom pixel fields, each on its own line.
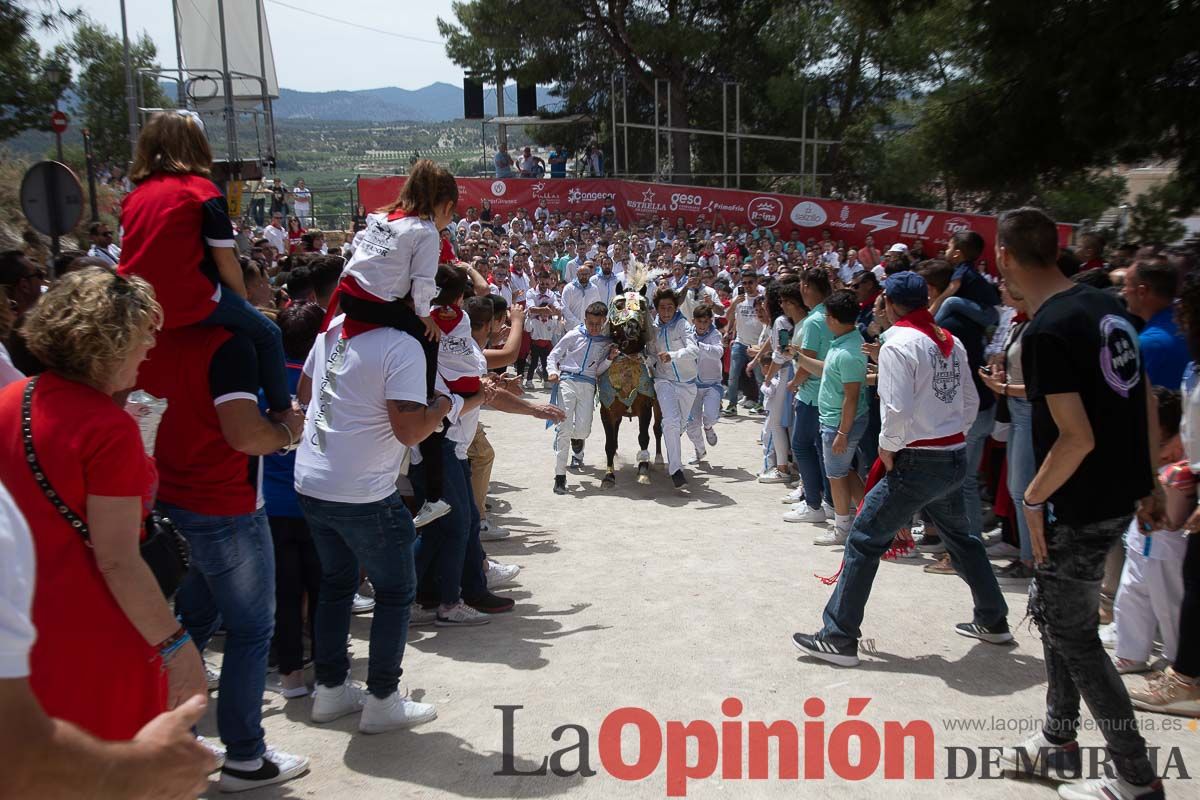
left=32, top=0, right=465, bottom=92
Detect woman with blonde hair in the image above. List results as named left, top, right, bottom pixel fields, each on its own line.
left=117, top=110, right=292, bottom=419
left=0, top=267, right=207, bottom=739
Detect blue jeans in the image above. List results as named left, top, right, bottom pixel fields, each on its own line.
left=936, top=296, right=1000, bottom=330
left=791, top=399, right=827, bottom=509
left=203, top=290, right=290, bottom=412
left=821, top=413, right=870, bottom=478
left=409, top=438, right=474, bottom=607
left=820, top=448, right=1008, bottom=647
left=962, top=403, right=996, bottom=539
left=299, top=491, right=416, bottom=698
left=1006, top=397, right=1036, bottom=562
left=163, top=504, right=275, bottom=762
left=857, top=387, right=881, bottom=480
left=725, top=342, right=751, bottom=406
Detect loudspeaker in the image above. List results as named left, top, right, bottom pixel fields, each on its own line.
left=463, top=78, right=484, bottom=119
left=516, top=83, right=537, bottom=116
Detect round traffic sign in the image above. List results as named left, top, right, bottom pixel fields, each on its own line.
left=20, top=161, right=84, bottom=237
left=50, top=110, right=68, bottom=134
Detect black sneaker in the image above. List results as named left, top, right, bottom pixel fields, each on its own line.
left=722, top=404, right=738, bottom=417
left=553, top=475, right=567, bottom=495
left=465, top=591, right=515, bottom=614
left=671, top=469, right=688, bottom=489
left=219, top=748, right=310, bottom=793
left=956, top=619, right=1014, bottom=644
left=995, top=560, right=1036, bottom=586
left=791, top=632, right=859, bottom=667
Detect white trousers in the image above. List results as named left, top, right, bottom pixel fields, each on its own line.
left=1113, top=541, right=1185, bottom=663
left=761, top=376, right=791, bottom=469
left=654, top=379, right=697, bottom=474
left=554, top=379, right=596, bottom=475
left=685, top=385, right=722, bottom=456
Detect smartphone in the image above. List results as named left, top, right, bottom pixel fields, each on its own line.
left=980, top=365, right=993, bottom=376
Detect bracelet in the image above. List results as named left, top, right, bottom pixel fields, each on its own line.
left=276, top=421, right=297, bottom=448
left=159, top=631, right=192, bottom=662
left=1022, top=496, right=1045, bottom=511
left=836, top=430, right=849, bottom=436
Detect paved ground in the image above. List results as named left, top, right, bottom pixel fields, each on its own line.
left=198, top=390, right=1199, bottom=798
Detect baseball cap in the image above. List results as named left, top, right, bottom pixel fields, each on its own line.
left=887, top=243, right=909, bottom=254
left=883, top=271, right=928, bottom=308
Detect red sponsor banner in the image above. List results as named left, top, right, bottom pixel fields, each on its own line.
left=358, top=176, right=1074, bottom=272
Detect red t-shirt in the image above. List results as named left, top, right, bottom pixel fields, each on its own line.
left=0, top=374, right=164, bottom=739
left=138, top=326, right=263, bottom=516
left=288, top=228, right=306, bottom=253
left=118, top=172, right=236, bottom=328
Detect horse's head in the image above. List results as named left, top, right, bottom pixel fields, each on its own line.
left=608, top=292, right=649, bottom=355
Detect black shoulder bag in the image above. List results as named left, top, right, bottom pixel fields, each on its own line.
left=22, top=377, right=191, bottom=599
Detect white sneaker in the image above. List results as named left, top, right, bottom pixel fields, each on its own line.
left=569, top=451, right=584, bottom=468
left=813, top=528, right=848, bottom=546
left=822, top=502, right=836, bottom=518
left=409, top=604, right=437, bottom=626
left=413, top=499, right=452, bottom=528
left=206, top=662, right=221, bottom=691
left=758, top=467, right=790, bottom=484
left=704, top=427, right=717, bottom=446
left=352, top=593, right=375, bottom=615
left=1099, top=622, right=1118, bottom=650
left=435, top=601, right=491, bottom=627
left=359, top=691, right=437, bottom=734
left=523, top=378, right=534, bottom=390
left=479, top=520, right=510, bottom=541
left=916, top=536, right=947, bottom=554
left=1058, top=776, right=1164, bottom=799
left=199, top=736, right=225, bottom=771
left=486, top=560, right=521, bottom=588
left=310, top=681, right=366, bottom=723
left=783, top=505, right=827, bottom=524
left=688, top=451, right=706, bottom=465
left=996, top=731, right=1082, bottom=782
left=219, top=748, right=310, bottom=793
left=782, top=486, right=806, bottom=504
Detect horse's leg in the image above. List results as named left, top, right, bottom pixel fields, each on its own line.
left=636, top=404, right=653, bottom=484
left=601, top=408, right=619, bottom=489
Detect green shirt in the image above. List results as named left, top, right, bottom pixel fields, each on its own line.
left=818, top=328, right=869, bottom=427
left=797, top=303, right=833, bottom=405
left=552, top=256, right=570, bottom=278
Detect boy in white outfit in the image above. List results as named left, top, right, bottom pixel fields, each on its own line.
left=548, top=301, right=617, bottom=494
left=645, top=287, right=700, bottom=489
left=685, top=303, right=724, bottom=464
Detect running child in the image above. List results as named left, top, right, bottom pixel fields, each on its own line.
left=685, top=303, right=724, bottom=464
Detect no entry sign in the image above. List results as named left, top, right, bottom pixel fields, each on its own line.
left=50, top=111, right=68, bottom=133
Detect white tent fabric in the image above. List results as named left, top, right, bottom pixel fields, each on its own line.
left=176, top=0, right=278, bottom=108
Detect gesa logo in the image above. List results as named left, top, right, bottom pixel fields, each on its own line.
left=495, top=698, right=934, bottom=797
left=669, top=192, right=704, bottom=211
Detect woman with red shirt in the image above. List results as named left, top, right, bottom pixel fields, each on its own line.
left=286, top=216, right=306, bottom=254
left=0, top=268, right=207, bottom=740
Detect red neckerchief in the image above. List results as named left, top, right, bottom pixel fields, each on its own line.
left=859, top=289, right=881, bottom=312
left=893, top=307, right=953, bottom=358
left=1013, top=311, right=1029, bottom=324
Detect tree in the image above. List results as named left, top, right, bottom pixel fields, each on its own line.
left=68, top=19, right=170, bottom=165
left=1127, top=181, right=1188, bottom=246
left=920, top=0, right=1200, bottom=214
left=0, top=1, right=72, bottom=140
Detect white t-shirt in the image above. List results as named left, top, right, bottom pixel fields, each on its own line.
left=0, top=480, right=36, bottom=679
left=264, top=224, right=287, bottom=255
left=344, top=213, right=439, bottom=316
left=296, top=318, right=436, bottom=504
left=733, top=297, right=765, bottom=347
left=292, top=187, right=312, bottom=220
left=445, top=339, right=488, bottom=459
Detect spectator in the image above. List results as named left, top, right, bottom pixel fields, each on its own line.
left=0, top=269, right=206, bottom=741
left=86, top=221, right=121, bottom=266
left=269, top=178, right=288, bottom=218
left=0, top=250, right=46, bottom=376
left=265, top=211, right=287, bottom=256
left=287, top=216, right=306, bottom=254
left=0, top=479, right=216, bottom=799
left=548, top=144, right=569, bottom=178
left=994, top=207, right=1162, bottom=798
left=1077, top=232, right=1108, bottom=273
left=494, top=143, right=515, bottom=178
left=138, top=306, right=308, bottom=791
left=1122, top=257, right=1190, bottom=388
left=291, top=178, right=312, bottom=226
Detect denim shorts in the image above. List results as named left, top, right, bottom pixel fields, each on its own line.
left=820, top=414, right=869, bottom=478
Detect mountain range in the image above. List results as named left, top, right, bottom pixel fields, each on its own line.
left=269, top=82, right=561, bottom=123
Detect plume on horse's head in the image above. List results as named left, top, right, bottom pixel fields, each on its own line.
left=607, top=291, right=649, bottom=355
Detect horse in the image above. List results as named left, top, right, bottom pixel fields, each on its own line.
left=596, top=292, right=662, bottom=487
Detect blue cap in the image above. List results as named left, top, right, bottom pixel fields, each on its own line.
left=883, top=271, right=928, bottom=308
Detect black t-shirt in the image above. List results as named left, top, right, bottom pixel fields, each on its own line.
left=1022, top=284, right=1151, bottom=525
